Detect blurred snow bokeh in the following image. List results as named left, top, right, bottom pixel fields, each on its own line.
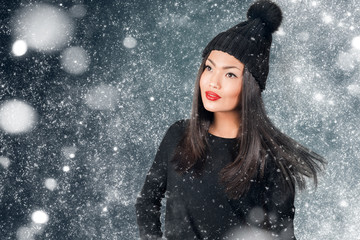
left=0, top=99, right=37, bottom=134
left=123, top=36, right=137, bottom=48
left=84, top=84, right=119, bottom=110
left=0, top=156, right=11, bottom=169
left=337, top=37, right=360, bottom=72
left=347, top=84, right=360, bottom=97
left=69, top=5, right=87, bottom=18
left=44, top=178, right=57, bottom=191
left=1, top=0, right=360, bottom=239
left=16, top=225, right=42, bottom=240
left=228, top=227, right=274, bottom=240
left=60, top=46, right=90, bottom=75
left=11, top=3, right=74, bottom=52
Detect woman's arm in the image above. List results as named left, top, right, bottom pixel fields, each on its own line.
left=135, top=122, right=180, bottom=239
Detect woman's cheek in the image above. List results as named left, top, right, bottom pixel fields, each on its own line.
left=199, top=75, right=207, bottom=92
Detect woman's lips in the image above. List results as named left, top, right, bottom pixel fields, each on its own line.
left=205, top=91, right=221, bottom=101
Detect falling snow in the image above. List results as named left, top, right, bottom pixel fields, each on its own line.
left=0, top=0, right=359, bottom=239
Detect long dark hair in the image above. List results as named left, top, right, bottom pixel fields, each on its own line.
left=171, top=53, right=326, bottom=199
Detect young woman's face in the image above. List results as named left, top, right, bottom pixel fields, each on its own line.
left=200, top=50, right=244, bottom=114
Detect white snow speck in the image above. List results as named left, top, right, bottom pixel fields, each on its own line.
left=314, top=93, right=324, bottom=101
left=351, top=36, right=360, bottom=50
left=328, top=100, right=335, bottom=105
left=294, top=76, right=302, bottom=83
left=12, top=40, right=28, bottom=56
left=276, top=27, right=285, bottom=36
left=339, top=200, right=349, bottom=208
left=31, top=210, right=49, bottom=224
left=322, top=13, right=333, bottom=24
left=61, top=146, right=77, bottom=159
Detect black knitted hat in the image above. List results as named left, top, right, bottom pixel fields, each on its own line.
left=202, top=0, right=282, bottom=91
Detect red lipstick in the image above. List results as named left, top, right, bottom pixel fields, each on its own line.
left=205, top=91, right=221, bottom=101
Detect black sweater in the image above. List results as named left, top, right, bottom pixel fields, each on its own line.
left=135, top=119, right=296, bottom=240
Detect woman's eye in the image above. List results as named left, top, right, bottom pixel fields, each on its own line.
left=226, top=73, right=237, bottom=78
left=204, top=65, right=212, bottom=71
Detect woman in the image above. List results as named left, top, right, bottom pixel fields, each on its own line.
left=135, top=0, right=325, bottom=239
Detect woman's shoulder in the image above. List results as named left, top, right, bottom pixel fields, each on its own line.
left=167, top=119, right=189, bottom=134
left=160, top=119, right=189, bottom=143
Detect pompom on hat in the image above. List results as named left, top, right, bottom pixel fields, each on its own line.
left=202, top=0, right=283, bottom=91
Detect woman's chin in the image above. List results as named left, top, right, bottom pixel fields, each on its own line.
left=203, top=104, right=217, bottom=113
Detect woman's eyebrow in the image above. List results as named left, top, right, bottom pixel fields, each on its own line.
left=207, top=58, right=242, bottom=71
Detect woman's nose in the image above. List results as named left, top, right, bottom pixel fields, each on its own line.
left=209, top=73, right=220, bottom=89
left=209, top=82, right=219, bottom=89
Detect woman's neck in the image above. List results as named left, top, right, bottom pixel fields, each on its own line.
left=209, top=112, right=241, bottom=138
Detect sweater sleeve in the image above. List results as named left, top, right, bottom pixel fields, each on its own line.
left=135, top=121, right=182, bottom=239
left=263, top=159, right=297, bottom=240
